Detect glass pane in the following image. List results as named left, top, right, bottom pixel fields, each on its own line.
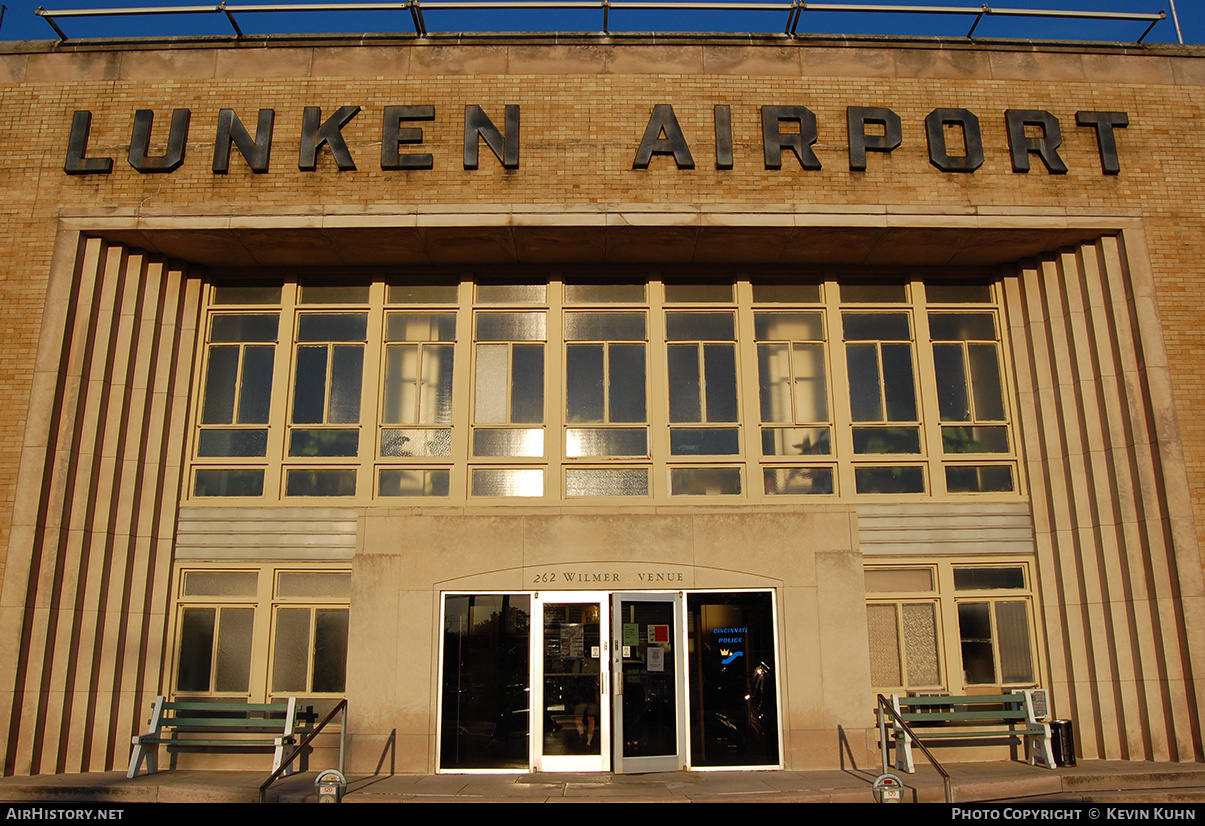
left=757, top=343, right=790, bottom=423
left=942, top=426, right=1009, bottom=453
left=854, top=466, right=925, bottom=494
left=272, top=608, right=311, bottom=693
left=762, top=467, right=834, bottom=495
left=297, top=313, right=368, bottom=342
left=846, top=344, right=883, bottom=422
left=703, top=344, right=738, bottom=422
left=670, top=428, right=740, bottom=456
left=926, top=282, right=992, bottom=304
left=292, top=346, right=328, bottom=425
left=666, top=312, right=735, bottom=341
left=183, top=571, right=258, bottom=597
left=313, top=609, right=350, bottom=693
left=213, top=284, right=281, bottom=305
left=969, top=344, right=1006, bottom=421
left=473, top=428, right=544, bottom=457
left=238, top=346, right=275, bottom=424
left=670, top=467, right=741, bottom=496
left=954, top=567, right=1026, bottom=591
left=380, top=428, right=452, bottom=457
left=929, top=312, right=996, bottom=341
left=475, top=312, right=547, bottom=341
left=840, top=283, right=907, bottom=303
left=564, top=312, right=646, bottom=341
left=864, top=568, right=934, bottom=593
left=177, top=608, right=216, bottom=692
left=511, top=345, right=545, bottom=424
left=565, top=467, right=649, bottom=497
left=387, top=283, right=458, bottom=304
left=754, top=312, right=824, bottom=341
left=996, top=602, right=1035, bottom=684
left=852, top=427, right=921, bottom=454
left=285, top=469, right=357, bottom=497
left=760, top=427, right=831, bottom=456
left=198, top=429, right=268, bottom=458
left=289, top=429, right=359, bottom=457
left=752, top=283, right=821, bottom=303
left=379, top=468, right=451, bottom=497
left=664, top=283, right=733, bottom=303
left=958, top=602, right=997, bottom=685
left=277, top=572, right=351, bottom=598
left=946, top=465, right=1015, bottom=493
left=201, top=346, right=239, bottom=425
left=566, top=428, right=648, bottom=458
left=386, top=312, right=456, bottom=342
left=194, top=469, right=264, bottom=497
left=477, top=284, right=546, bottom=304
left=542, top=602, right=603, bottom=757
left=667, top=345, right=701, bottom=423
left=214, top=607, right=254, bottom=693
left=843, top=312, right=910, bottom=341
left=617, top=599, right=678, bottom=759
left=423, top=345, right=455, bottom=425
left=934, top=343, right=971, bottom=422
left=474, top=344, right=508, bottom=424
left=566, top=344, right=605, bottom=423
left=902, top=603, right=941, bottom=686
left=609, top=344, right=647, bottom=423
left=866, top=604, right=902, bottom=687
left=211, top=314, right=278, bottom=342
left=471, top=468, right=544, bottom=497
left=300, top=284, right=370, bottom=304
left=793, top=343, right=828, bottom=422
left=328, top=345, right=364, bottom=423
left=687, top=591, right=779, bottom=767
left=383, top=344, right=419, bottom=424
left=881, top=344, right=917, bottom=421
left=440, top=594, right=531, bottom=770
left=564, top=283, right=646, bottom=303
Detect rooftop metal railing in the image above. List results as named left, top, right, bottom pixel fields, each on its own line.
left=34, top=1, right=1174, bottom=44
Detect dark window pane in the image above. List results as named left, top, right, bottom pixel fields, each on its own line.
left=881, top=344, right=917, bottom=421
left=608, top=344, right=647, bottom=423
left=760, top=427, right=831, bottom=456
left=954, top=567, right=1026, bottom=591
left=926, top=282, right=992, bottom=304
left=297, top=313, right=368, bottom=342
left=177, top=608, right=215, bottom=692
left=213, top=284, right=281, bottom=305
left=328, top=345, right=364, bottom=423
left=846, top=344, right=882, bottom=422
left=379, top=468, right=451, bottom=497
left=751, top=283, right=821, bottom=304
left=670, top=428, right=740, bottom=456
left=564, top=312, right=646, bottom=341
left=763, top=467, right=834, bottom=495
left=667, top=345, right=701, bottom=423
left=665, top=283, right=733, bottom=303
left=933, top=343, right=971, bottom=422
left=946, top=465, right=1014, bottom=493
left=843, top=312, right=910, bottom=340
left=942, top=426, right=1009, bottom=454
left=292, top=346, right=328, bottom=424
left=238, top=345, right=275, bottom=424
left=313, top=609, right=350, bottom=693
left=194, top=469, right=264, bottom=497
left=201, top=346, right=239, bottom=425
left=840, top=283, right=906, bottom=303
left=300, top=284, right=370, bottom=304
left=211, top=314, right=278, bottom=343
left=289, top=429, right=360, bottom=457
left=852, top=427, right=921, bottom=454
left=703, top=344, right=739, bottom=422
left=214, top=608, right=254, bottom=693
left=511, top=345, right=545, bottom=424
left=666, top=312, right=735, bottom=341
left=958, top=602, right=996, bottom=685
left=928, top=312, right=996, bottom=341
left=854, top=466, right=925, bottom=494
left=566, top=344, right=605, bottom=423
left=996, top=602, right=1035, bottom=683
left=285, top=469, right=357, bottom=497
left=969, top=344, right=1006, bottom=421
left=272, top=608, right=310, bottom=693
left=670, top=467, right=741, bottom=496
left=198, top=429, right=268, bottom=457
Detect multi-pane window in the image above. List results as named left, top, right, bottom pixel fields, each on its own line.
left=172, top=566, right=351, bottom=709
left=865, top=562, right=1038, bottom=694
left=188, top=274, right=1020, bottom=503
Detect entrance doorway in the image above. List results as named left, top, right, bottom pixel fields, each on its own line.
left=532, top=591, right=686, bottom=773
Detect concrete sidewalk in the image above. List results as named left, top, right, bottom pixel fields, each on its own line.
left=1, top=761, right=1204, bottom=803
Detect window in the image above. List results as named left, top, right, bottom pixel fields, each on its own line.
left=187, top=273, right=1021, bottom=503
left=171, top=565, right=351, bottom=709
left=865, top=561, right=1039, bottom=694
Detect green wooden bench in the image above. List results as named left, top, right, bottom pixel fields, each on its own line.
left=887, top=691, right=1055, bottom=772
left=127, top=696, right=307, bottom=778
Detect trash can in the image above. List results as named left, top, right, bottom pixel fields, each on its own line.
left=1051, top=719, right=1076, bottom=767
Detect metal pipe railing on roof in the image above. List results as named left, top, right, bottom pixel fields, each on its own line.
left=34, top=1, right=1170, bottom=44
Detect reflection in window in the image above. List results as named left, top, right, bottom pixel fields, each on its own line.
left=176, top=606, right=254, bottom=694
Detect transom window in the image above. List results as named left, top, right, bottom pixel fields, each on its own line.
left=187, top=274, right=1021, bottom=503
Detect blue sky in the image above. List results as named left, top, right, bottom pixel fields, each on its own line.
left=0, top=0, right=1196, bottom=45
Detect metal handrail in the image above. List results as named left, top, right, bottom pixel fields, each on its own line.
left=876, top=693, right=953, bottom=805
left=34, top=1, right=1169, bottom=43
left=258, top=698, right=348, bottom=804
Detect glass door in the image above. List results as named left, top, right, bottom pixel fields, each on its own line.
left=611, top=592, right=686, bottom=773
left=532, top=592, right=610, bottom=771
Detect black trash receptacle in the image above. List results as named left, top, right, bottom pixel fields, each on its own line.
left=1051, top=719, right=1076, bottom=766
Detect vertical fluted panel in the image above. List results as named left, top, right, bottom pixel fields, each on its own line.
left=0, top=235, right=199, bottom=774
left=1008, top=234, right=1205, bottom=762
